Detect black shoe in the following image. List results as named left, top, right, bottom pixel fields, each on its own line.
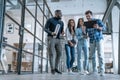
left=55, top=69, right=62, bottom=74
left=51, top=69, right=55, bottom=75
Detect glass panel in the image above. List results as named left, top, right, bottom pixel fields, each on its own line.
left=37, top=6, right=43, bottom=25
left=3, top=16, right=19, bottom=47
left=42, top=45, right=48, bottom=72
left=42, top=59, right=47, bottom=72
left=43, top=18, right=47, bottom=43
left=6, top=0, right=21, bottom=25
left=0, top=45, right=18, bottom=73
left=23, top=33, right=34, bottom=53
left=36, top=22, right=42, bottom=39
left=21, top=52, right=33, bottom=72
left=25, top=1, right=35, bottom=16
left=24, top=10, right=35, bottom=34
left=33, top=39, right=42, bottom=73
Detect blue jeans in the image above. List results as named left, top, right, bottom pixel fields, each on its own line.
left=89, top=40, right=104, bottom=72
left=77, top=40, right=89, bottom=71
left=65, top=44, right=75, bottom=69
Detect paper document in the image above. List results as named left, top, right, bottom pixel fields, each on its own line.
left=53, top=24, right=60, bottom=38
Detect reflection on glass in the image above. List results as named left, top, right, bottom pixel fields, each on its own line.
left=21, top=52, right=33, bottom=71
left=0, top=46, right=19, bottom=73
left=33, top=42, right=42, bottom=72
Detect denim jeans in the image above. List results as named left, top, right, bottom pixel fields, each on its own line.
left=77, top=40, right=89, bottom=72
left=65, top=44, right=75, bottom=69
left=89, top=40, right=104, bottom=73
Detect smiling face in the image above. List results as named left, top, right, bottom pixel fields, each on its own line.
left=70, top=20, right=75, bottom=27
left=79, top=18, right=84, bottom=26
left=86, top=13, right=93, bottom=21
left=85, top=10, right=93, bottom=21
left=68, top=19, right=75, bottom=32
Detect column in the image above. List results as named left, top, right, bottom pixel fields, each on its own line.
left=111, top=6, right=119, bottom=74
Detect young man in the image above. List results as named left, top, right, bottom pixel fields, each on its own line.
left=85, top=10, right=106, bottom=76
left=45, top=10, right=64, bottom=74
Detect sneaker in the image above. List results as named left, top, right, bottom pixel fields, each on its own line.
left=51, top=69, right=55, bottom=75
left=55, top=69, right=62, bottom=74
left=68, top=70, right=75, bottom=75
left=88, top=71, right=98, bottom=75
left=100, top=71, right=104, bottom=76
left=84, top=71, right=89, bottom=75
left=78, top=72, right=85, bottom=75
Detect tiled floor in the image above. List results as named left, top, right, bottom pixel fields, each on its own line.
left=0, top=73, right=120, bottom=80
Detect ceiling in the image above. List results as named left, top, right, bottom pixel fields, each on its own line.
left=6, top=0, right=107, bottom=15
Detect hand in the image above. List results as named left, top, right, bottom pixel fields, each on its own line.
left=70, top=43, right=75, bottom=47
left=93, top=24, right=102, bottom=30
left=61, top=31, right=65, bottom=36
left=93, top=24, right=99, bottom=29
left=51, top=32, right=56, bottom=36
left=68, top=41, right=75, bottom=47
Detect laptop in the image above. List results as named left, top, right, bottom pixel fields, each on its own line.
left=84, top=20, right=97, bottom=28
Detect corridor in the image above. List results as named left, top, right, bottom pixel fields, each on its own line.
left=0, top=0, right=120, bottom=79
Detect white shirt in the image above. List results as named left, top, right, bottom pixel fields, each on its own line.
left=65, top=27, right=77, bottom=43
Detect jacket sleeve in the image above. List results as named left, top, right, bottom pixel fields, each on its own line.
left=65, top=28, right=71, bottom=41
left=44, top=19, right=52, bottom=34
left=97, top=19, right=106, bottom=31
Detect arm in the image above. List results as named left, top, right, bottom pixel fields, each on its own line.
left=61, top=22, right=64, bottom=35
left=65, top=28, right=74, bottom=46
left=93, top=19, right=106, bottom=31
left=44, top=19, right=52, bottom=34
left=65, top=28, right=70, bottom=41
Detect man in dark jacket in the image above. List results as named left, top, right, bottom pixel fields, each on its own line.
left=45, top=10, right=64, bottom=74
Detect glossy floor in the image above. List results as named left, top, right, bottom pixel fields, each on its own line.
left=0, top=73, right=120, bottom=80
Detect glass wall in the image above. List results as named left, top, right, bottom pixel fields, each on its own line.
left=0, top=0, right=53, bottom=74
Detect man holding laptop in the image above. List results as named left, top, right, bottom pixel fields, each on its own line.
left=85, top=10, right=106, bottom=76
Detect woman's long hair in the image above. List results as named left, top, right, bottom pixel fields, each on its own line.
left=67, top=19, right=75, bottom=34
left=77, top=18, right=84, bottom=28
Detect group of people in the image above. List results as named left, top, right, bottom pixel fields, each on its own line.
left=45, top=9, right=106, bottom=76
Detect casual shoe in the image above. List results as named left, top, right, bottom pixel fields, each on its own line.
left=100, top=71, right=104, bottom=76
left=88, top=71, right=98, bottom=75
left=55, top=69, right=62, bottom=74
left=84, top=71, right=89, bottom=75
left=51, top=69, right=55, bottom=75
left=68, top=69, right=75, bottom=75
left=78, top=71, right=85, bottom=75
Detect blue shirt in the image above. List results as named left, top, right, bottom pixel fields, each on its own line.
left=45, top=17, right=64, bottom=39
left=76, top=27, right=88, bottom=46
left=86, top=19, right=106, bottom=43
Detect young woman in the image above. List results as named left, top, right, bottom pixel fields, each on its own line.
left=76, top=18, right=89, bottom=75
left=65, top=19, right=76, bottom=73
